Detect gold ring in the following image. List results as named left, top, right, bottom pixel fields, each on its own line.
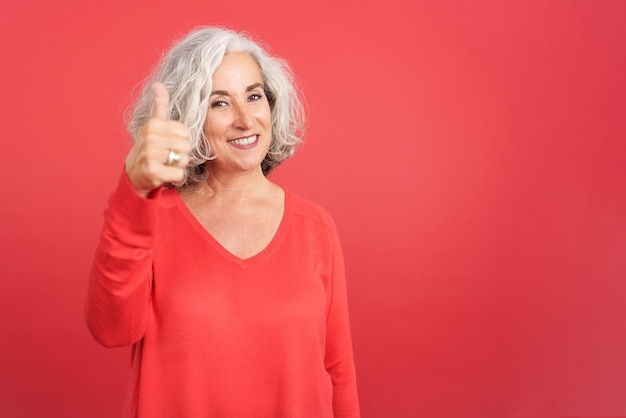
left=166, top=149, right=181, bottom=166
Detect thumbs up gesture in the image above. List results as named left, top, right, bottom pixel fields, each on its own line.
left=125, top=83, right=192, bottom=198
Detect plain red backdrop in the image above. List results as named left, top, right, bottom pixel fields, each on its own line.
left=1, top=1, right=625, bottom=417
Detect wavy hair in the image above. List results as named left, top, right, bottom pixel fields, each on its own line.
left=127, top=27, right=305, bottom=186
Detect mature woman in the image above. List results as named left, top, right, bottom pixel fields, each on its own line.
left=86, top=27, right=359, bottom=417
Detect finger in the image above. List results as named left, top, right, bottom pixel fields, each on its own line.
left=140, top=132, right=191, bottom=162
left=150, top=82, right=170, bottom=120
left=163, top=149, right=191, bottom=168
left=159, top=165, right=187, bottom=183
left=167, top=136, right=193, bottom=154
left=139, top=158, right=186, bottom=186
left=141, top=120, right=190, bottom=145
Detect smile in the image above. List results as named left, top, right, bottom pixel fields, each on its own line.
left=228, top=135, right=258, bottom=146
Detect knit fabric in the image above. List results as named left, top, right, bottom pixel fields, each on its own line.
left=86, top=172, right=360, bottom=417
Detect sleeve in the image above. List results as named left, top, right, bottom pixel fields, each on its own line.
left=85, top=171, right=162, bottom=348
left=324, top=217, right=361, bottom=418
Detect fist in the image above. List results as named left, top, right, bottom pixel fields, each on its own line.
left=125, top=82, right=192, bottom=198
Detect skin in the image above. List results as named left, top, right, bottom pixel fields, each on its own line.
left=127, top=51, right=284, bottom=259
left=203, top=52, right=273, bottom=179
left=126, top=83, right=192, bottom=198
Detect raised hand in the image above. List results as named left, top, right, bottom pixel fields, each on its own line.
left=125, top=82, right=192, bottom=198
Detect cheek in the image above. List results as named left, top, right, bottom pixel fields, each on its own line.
left=204, top=117, right=227, bottom=139
left=260, top=107, right=272, bottom=129
left=262, top=115, right=272, bottom=139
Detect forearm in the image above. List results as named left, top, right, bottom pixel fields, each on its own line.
left=86, top=234, right=153, bottom=347
left=85, top=171, right=160, bottom=347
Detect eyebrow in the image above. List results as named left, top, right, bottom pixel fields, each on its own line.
left=210, top=83, right=265, bottom=97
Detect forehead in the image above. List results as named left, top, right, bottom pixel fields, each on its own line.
left=212, top=51, right=263, bottom=87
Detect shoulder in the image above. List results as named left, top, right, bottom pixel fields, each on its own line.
left=284, top=189, right=338, bottom=234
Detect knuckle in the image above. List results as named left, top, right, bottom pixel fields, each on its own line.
left=144, top=119, right=163, bottom=136
left=145, top=161, right=159, bottom=177
left=146, top=147, right=162, bottom=161
left=175, top=168, right=186, bottom=181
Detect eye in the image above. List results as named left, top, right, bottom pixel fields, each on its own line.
left=248, top=93, right=263, bottom=101
left=210, top=100, right=228, bottom=108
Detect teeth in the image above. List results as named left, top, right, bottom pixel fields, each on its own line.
left=230, top=135, right=257, bottom=145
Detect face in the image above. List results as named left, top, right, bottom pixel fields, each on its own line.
left=205, top=51, right=272, bottom=176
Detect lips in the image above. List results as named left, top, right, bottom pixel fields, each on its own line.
left=228, top=135, right=258, bottom=146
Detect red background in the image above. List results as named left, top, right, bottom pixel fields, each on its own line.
left=1, top=1, right=625, bottom=417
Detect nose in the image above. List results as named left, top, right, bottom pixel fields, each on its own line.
left=233, top=104, right=254, bottom=130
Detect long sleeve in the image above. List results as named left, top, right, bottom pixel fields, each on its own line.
left=86, top=185, right=360, bottom=417
left=324, top=218, right=360, bottom=418
left=85, top=171, right=161, bottom=348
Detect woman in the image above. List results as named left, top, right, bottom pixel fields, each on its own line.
left=86, top=27, right=360, bottom=417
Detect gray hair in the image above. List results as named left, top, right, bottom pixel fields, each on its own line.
left=127, top=27, right=305, bottom=186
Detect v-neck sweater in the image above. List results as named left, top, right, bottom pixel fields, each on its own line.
left=86, top=172, right=360, bottom=418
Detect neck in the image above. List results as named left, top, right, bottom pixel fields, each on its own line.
left=195, top=166, right=272, bottom=201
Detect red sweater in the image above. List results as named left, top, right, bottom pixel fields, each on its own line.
left=86, top=173, right=360, bottom=417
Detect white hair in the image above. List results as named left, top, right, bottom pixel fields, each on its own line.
left=127, top=27, right=305, bottom=186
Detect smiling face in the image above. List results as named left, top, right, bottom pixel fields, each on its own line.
left=205, top=51, right=272, bottom=177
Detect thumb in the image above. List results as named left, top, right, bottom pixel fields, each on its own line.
left=150, top=82, right=170, bottom=120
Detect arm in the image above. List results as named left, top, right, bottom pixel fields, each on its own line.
left=324, top=219, right=361, bottom=418
left=86, top=83, right=190, bottom=347
left=85, top=172, right=160, bottom=347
